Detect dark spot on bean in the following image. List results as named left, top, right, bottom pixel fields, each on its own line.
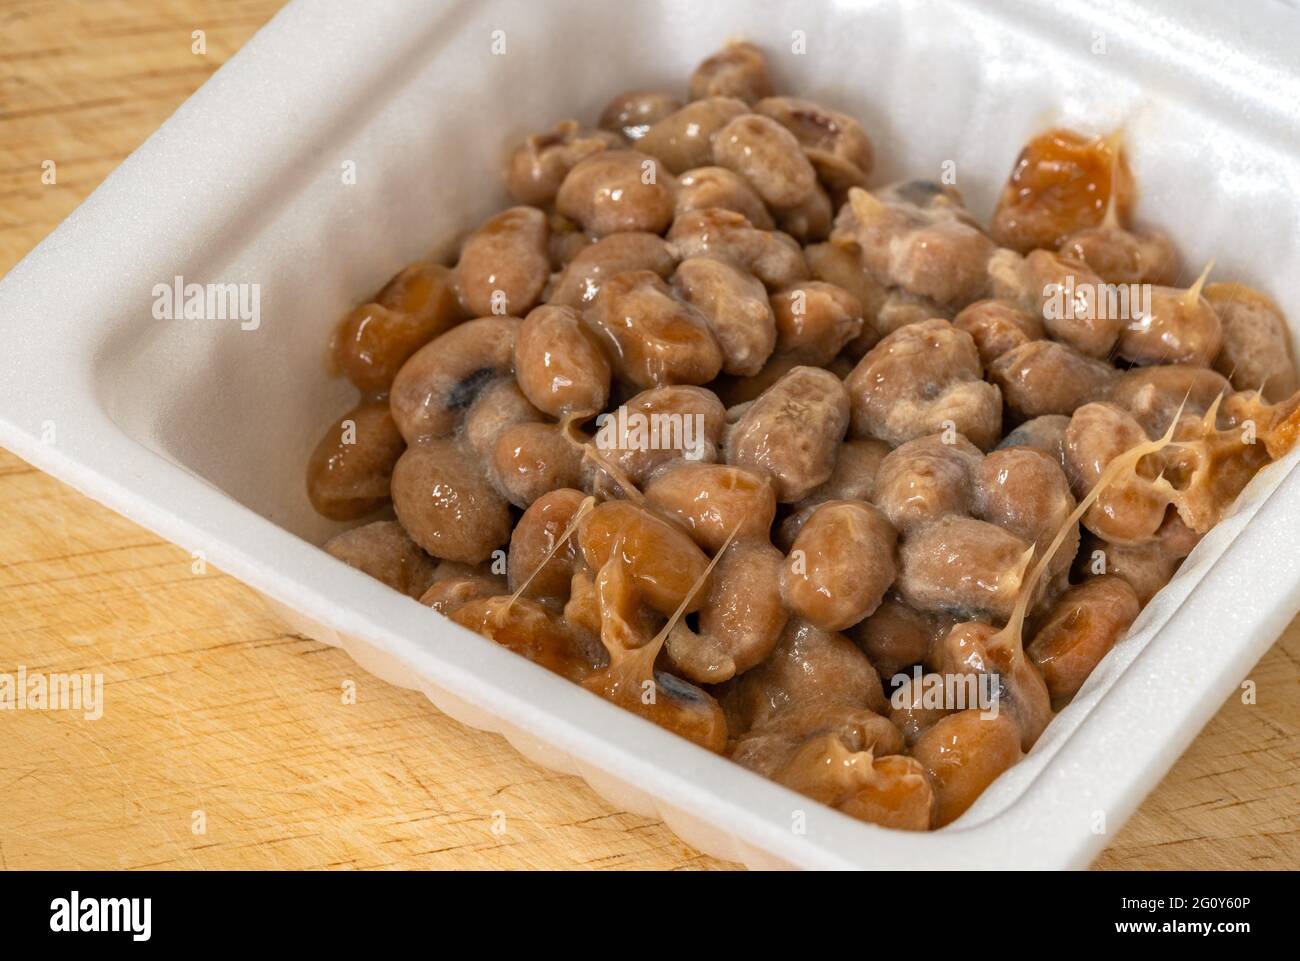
left=448, top=367, right=498, bottom=411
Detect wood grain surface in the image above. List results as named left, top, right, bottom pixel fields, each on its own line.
left=0, top=0, right=1296, bottom=871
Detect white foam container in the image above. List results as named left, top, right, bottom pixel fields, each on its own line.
left=3, top=0, right=1300, bottom=869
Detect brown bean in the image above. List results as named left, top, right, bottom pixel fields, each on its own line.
left=588, top=384, right=726, bottom=487
left=755, top=96, right=874, bottom=193
left=797, top=438, right=891, bottom=507
left=505, top=120, right=622, bottom=206
left=638, top=97, right=750, bottom=174
left=1106, top=365, right=1230, bottom=438
left=1087, top=513, right=1201, bottom=605
left=307, top=402, right=405, bottom=520
left=389, top=315, right=521, bottom=443
left=1117, top=284, right=1222, bottom=367
left=831, top=185, right=995, bottom=308
left=988, top=248, right=1119, bottom=359
left=577, top=500, right=711, bottom=616
left=643, top=462, right=776, bottom=552
left=391, top=438, right=512, bottom=563
left=490, top=422, right=585, bottom=509
left=781, top=500, right=898, bottom=631
left=333, top=262, right=466, bottom=393
left=989, top=128, right=1133, bottom=254
left=872, top=433, right=983, bottom=534
left=770, top=281, right=864, bottom=365
left=988, top=339, right=1116, bottom=419
left=1027, top=575, right=1139, bottom=703
left=582, top=269, right=723, bottom=388
left=973, top=447, right=1077, bottom=580
left=804, top=242, right=889, bottom=351
left=912, top=709, right=1022, bottom=827
left=598, top=90, right=682, bottom=141
left=1059, top=224, right=1180, bottom=286
left=1064, top=402, right=1167, bottom=545
left=846, top=318, right=1002, bottom=450
left=556, top=149, right=676, bottom=237
left=453, top=596, right=601, bottom=683
left=774, top=182, right=833, bottom=242
left=672, top=256, right=776, bottom=376
left=887, top=670, right=955, bottom=746
left=675, top=166, right=774, bottom=229
left=935, top=621, right=1052, bottom=751
left=514, top=304, right=612, bottom=417
left=712, top=114, right=817, bottom=209
left=419, top=574, right=504, bottom=616
left=855, top=598, right=960, bottom=683
left=324, top=520, right=438, bottom=599
left=896, top=515, right=1034, bottom=621
left=455, top=206, right=549, bottom=317
left=666, top=208, right=809, bottom=290
left=724, top=365, right=850, bottom=502
left=1205, top=282, right=1298, bottom=400
left=689, top=41, right=773, bottom=103
left=729, top=703, right=902, bottom=776
left=507, top=488, right=587, bottom=602
left=952, top=298, right=1044, bottom=367
left=996, top=414, right=1071, bottom=473
left=462, top=378, right=543, bottom=462
left=776, top=738, right=935, bottom=831
left=548, top=231, right=676, bottom=308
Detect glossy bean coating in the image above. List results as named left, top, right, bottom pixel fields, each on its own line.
left=556, top=149, right=676, bottom=237
left=729, top=702, right=902, bottom=776
left=1205, top=282, right=1298, bottom=401
left=514, top=304, right=612, bottom=417
left=1058, top=224, right=1179, bottom=286
left=307, top=402, right=406, bottom=520
left=455, top=206, right=549, bottom=317
left=643, top=462, right=776, bottom=552
left=598, top=90, right=682, bottom=141
left=720, top=619, right=890, bottom=732
left=666, top=539, right=788, bottom=682
left=453, top=596, right=602, bottom=683
left=935, top=621, right=1052, bottom=751
left=973, top=447, right=1078, bottom=580
left=803, top=242, right=889, bottom=351
left=896, top=515, right=1035, bottom=622
left=324, top=520, right=438, bottom=599
left=776, top=738, right=935, bottom=830
left=507, top=488, right=587, bottom=602
left=845, top=318, right=1002, bottom=450
left=547, top=231, right=675, bottom=308
left=391, top=438, right=512, bottom=563
left=675, top=166, right=775, bottom=229
left=637, top=97, right=749, bottom=174
left=712, top=113, right=817, bottom=209
left=872, top=433, right=982, bottom=534
left=770, top=281, right=864, bottom=365
left=887, top=670, right=955, bottom=746
left=988, top=339, right=1116, bottom=420
left=1064, top=401, right=1167, bottom=545
left=952, top=298, right=1044, bottom=368
left=988, top=248, right=1119, bottom=359
left=1027, top=575, right=1139, bottom=704
left=672, top=256, right=777, bottom=376
left=582, top=270, right=723, bottom=388
left=755, top=95, right=874, bottom=194
left=912, top=709, right=1023, bottom=826
left=724, top=365, right=850, bottom=502
left=505, top=120, right=622, bottom=206
left=997, top=414, right=1071, bottom=473
left=666, top=208, right=809, bottom=290
left=774, top=183, right=832, bottom=243
left=990, top=128, right=1133, bottom=253
left=419, top=573, right=505, bottom=616
left=333, top=262, right=467, bottom=393
left=577, top=500, right=711, bottom=616
left=781, top=500, right=898, bottom=631
left=389, top=315, right=521, bottom=443
left=688, top=41, right=773, bottom=103
left=490, top=422, right=585, bottom=509
left=1116, top=284, right=1222, bottom=367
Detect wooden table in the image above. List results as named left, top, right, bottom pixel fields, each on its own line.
left=1, top=0, right=1296, bottom=871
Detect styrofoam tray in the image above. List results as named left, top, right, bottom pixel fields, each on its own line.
left=3, top=0, right=1300, bottom=869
